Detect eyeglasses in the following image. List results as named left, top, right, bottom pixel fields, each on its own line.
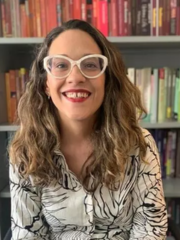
left=43, top=54, right=108, bottom=79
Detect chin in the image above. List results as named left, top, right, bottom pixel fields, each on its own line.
left=69, top=114, right=92, bottom=121
left=66, top=110, right=97, bottom=122
left=59, top=108, right=99, bottom=123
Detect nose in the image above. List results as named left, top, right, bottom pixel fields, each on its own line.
left=66, top=65, right=86, bottom=84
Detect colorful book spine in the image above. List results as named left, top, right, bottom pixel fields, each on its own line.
left=170, top=0, right=177, bottom=35
left=150, top=68, right=158, bottom=123
left=158, top=68, right=165, bottom=122
left=124, top=0, right=128, bottom=35
left=177, top=0, right=180, bottom=35
left=73, top=0, right=81, bottom=20
left=0, top=1, right=2, bottom=36
left=111, top=0, right=118, bottom=36
left=118, top=0, right=124, bottom=36
left=141, top=0, right=151, bottom=35
left=81, top=0, right=87, bottom=21
left=98, top=0, right=108, bottom=36
left=86, top=0, right=93, bottom=25
left=141, top=68, right=151, bottom=122
left=40, top=0, right=46, bottom=36
left=56, top=0, right=62, bottom=27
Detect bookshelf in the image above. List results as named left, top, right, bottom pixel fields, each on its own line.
left=1, top=122, right=180, bottom=132
left=0, top=37, right=44, bottom=44
left=141, top=122, right=180, bottom=129
left=0, top=185, right=10, bottom=198
left=1, top=0, right=180, bottom=237
left=0, top=125, right=19, bottom=132
left=108, top=36, right=180, bottom=49
left=0, top=36, right=180, bottom=180
left=1, top=35, right=180, bottom=45
left=0, top=36, right=180, bottom=239
left=163, top=179, right=180, bottom=198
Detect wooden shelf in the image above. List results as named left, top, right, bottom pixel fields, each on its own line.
left=0, top=185, right=10, bottom=198
left=0, top=124, right=19, bottom=132
left=109, top=36, right=180, bottom=49
left=1, top=122, right=180, bottom=132
left=0, top=37, right=44, bottom=44
left=1, top=178, right=180, bottom=198
left=0, top=36, right=180, bottom=48
left=163, top=178, right=180, bottom=198
left=108, top=36, right=180, bottom=43
left=141, top=121, right=180, bottom=129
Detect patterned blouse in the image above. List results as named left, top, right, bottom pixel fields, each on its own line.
left=10, top=129, right=168, bottom=240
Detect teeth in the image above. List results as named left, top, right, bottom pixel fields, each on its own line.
left=65, top=92, right=89, bottom=98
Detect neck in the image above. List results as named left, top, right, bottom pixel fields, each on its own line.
left=59, top=117, right=96, bottom=146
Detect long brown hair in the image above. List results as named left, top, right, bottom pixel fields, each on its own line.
left=9, top=19, right=147, bottom=191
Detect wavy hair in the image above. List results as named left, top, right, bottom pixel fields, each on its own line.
left=9, top=19, right=147, bottom=191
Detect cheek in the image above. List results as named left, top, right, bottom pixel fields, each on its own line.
left=46, top=77, right=64, bottom=95
left=98, top=86, right=105, bottom=104
left=94, top=77, right=105, bottom=101
left=46, top=78, right=65, bottom=109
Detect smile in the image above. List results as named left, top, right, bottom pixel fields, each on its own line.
left=62, top=91, right=91, bottom=103
left=64, top=92, right=90, bottom=98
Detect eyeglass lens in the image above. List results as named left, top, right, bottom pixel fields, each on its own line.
left=47, top=56, right=105, bottom=78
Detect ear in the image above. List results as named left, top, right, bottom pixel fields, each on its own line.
left=45, top=80, right=50, bottom=97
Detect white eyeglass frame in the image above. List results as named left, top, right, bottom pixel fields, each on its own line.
left=43, top=54, right=108, bottom=79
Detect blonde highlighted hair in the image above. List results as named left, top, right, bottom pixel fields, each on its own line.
left=9, top=19, right=147, bottom=191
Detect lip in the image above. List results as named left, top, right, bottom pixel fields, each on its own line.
left=62, top=89, right=91, bottom=103
left=62, top=89, right=91, bottom=94
left=63, top=97, right=89, bottom=103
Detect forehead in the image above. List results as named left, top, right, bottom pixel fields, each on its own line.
left=48, top=29, right=102, bottom=58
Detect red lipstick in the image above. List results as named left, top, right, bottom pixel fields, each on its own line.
left=62, top=89, right=91, bottom=103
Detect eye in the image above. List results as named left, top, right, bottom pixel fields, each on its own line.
left=52, top=61, right=69, bottom=71
left=56, top=63, right=68, bottom=69
left=82, top=61, right=100, bottom=70
left=85, top=63, right=98, bottom=68
left=49, top=57, right=70, bottom=70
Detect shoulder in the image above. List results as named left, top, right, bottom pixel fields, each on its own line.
left=129, top=128, right=160, bottom=172
left=9, top=163, right=37, bottom=188
left=141, top=127, right=154, bottom=143
left=141, top=127, right=159, bottom=160
left=130, top=128, right=158, bottom=158
left=138, top=128, right=161, bottom=176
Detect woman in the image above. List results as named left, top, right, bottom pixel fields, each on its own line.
left=9, top=19, right=167, bottom=240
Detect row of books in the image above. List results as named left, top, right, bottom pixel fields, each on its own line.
left=5, top=68, right=29, bottom=123
left=166, top=199, right=180, bottom=232
left=127, top=67, right=180, bottom=123
left=149, top=129, right=180, bottom=180
left=0, top=0, right=180, bottom=38
left=4, top=66, right=180, bottom=124
left=0, top=0, right=61, bottom=38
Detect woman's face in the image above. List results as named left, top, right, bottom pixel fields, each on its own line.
left=46, top=29, right=105, bottom=123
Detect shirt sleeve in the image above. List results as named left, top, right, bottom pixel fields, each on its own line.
left=129, top=131, right=168, bottom=240
left=9, top=163, right=50, bottom=240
